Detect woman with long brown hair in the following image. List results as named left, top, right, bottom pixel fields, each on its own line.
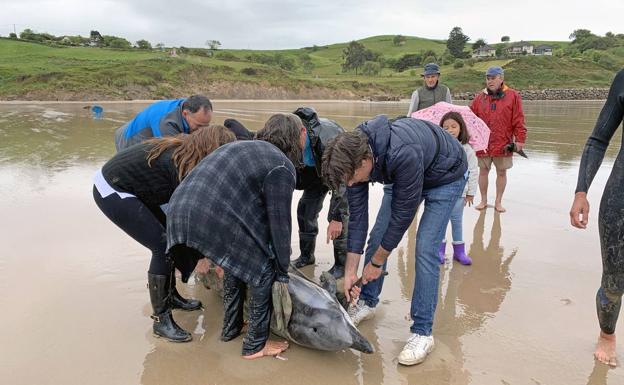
left=92, top=125, right=235, bottom=342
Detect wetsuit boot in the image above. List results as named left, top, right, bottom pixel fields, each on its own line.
left=293, top=237, right=316, bottom=268
left=170, top=275, right=202, bottom=311
left=148, top=273, right=192, bottom=342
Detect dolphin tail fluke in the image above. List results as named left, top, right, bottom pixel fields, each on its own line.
left=350, top=328, right=374, bottom=354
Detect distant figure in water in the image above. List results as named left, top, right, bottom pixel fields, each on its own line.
left=93, top=125, right=235, bottom=342
left=91, top=105, right=103, bottom=119
left=570, top=68, right=624, bottom=367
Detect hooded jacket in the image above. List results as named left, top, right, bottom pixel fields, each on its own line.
left=347, top=116, right=467, bottom=254
left=294, top=107, right=348, bottom=222
left=469, top=85, right=527, bottom=157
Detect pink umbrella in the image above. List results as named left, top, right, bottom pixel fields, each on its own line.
left=410, top=102, right=490, bottom=152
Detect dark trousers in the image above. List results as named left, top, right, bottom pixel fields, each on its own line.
left=222, top=260, right=275, bottom=356
left=296, top=167, right=347, bottom=251
left=93, top=186, right=170, bottom=275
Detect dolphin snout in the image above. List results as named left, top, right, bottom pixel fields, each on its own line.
left=350, top=329, right=374, bottom=354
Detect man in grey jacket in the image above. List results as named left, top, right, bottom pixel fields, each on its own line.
left=406, top=63, right=452, bottom=116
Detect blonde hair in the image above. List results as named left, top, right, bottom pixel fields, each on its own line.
left=146, top=125, right=235, bottom=180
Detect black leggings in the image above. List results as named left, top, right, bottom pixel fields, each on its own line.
left=597, top=163, right=624, bottom=334
left=92, top=186, right=170, bottom=275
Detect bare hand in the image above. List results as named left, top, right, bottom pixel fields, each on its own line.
left=194, top=257, right=211, bottom=274
left=570, top=192, right=589, bottom=229
left=515, top=142, right=525, bottom=152
left=326, top=220, right=343, bottom=243
left=464, top=195, right=474, bottom=207
left=361, top=263, right=383, bottom=285
left=343, top=272, right=360, bottom=304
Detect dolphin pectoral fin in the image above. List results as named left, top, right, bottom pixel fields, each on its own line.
left=350, top=328, right=374, bottom=354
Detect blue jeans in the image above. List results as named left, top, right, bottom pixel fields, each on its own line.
left=360, top=178, right=465, bottom=336
left=443, top=197, right=465, bottom=243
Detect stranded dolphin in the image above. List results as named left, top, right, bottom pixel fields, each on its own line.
left=196, top=265, right=373, bottom=354
left=277, top=270, right=374, bottom=353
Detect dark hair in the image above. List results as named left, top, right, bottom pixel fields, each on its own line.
left=439, top=112, right=470, bottom=145
left=322, top=130, right=372, bottom=190
left=182, top=95, right=213, bottom=113
left=146, top=124, right=235, bottom=180
left=256, top=113, right=303, bottom=166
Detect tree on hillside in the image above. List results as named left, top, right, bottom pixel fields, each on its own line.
left=393, top=35, right=407, bottom=46
left=393, top=53, right=421, bottom=72
left=104, top=36, right=131, bottom=49
left=19, top=29, right=37, bottom=40
left=447, top=27, right=470, bottom=58
left=206, top=40, right=221, bottom=50
left=472, top=38, right=486, bottom=50
left=136, top=39, right=152, bottom=50
left=155, top=42, right=165, bottom=51
left=342, top=40, right=367, bottom=75
left=9, top=32, right=17, bottom=39
left=569, top=29, right=593, bottom=43
left=421, top=49, right=437, bottom=62
left=90, top=30, right=103, bottom=46
left=501, top=36, right=510, bottom=42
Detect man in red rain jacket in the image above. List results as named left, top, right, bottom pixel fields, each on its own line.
left=470, top=66, right=526, bottom=213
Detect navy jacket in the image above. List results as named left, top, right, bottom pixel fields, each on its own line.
left=347, top=116, right=467, bottom=254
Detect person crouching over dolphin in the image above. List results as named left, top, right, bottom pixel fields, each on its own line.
left=322, top=116, right=467, bottom=366
left=166, top=114, right=307, bottom=359
left=92, top=125, right=235, bottom=342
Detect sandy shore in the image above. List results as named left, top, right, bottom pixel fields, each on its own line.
left=0, top=100, right=621, bottom=385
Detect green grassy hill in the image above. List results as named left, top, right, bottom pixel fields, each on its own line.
left=0, top=35, right=622, bottom=101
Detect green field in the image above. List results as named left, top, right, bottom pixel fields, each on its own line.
left=0, top=35, right=622, bottom=100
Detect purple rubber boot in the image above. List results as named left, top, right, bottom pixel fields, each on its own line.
left=438, top=241, right=446, bottom=264
left=452, top=243, right=472, bottom=265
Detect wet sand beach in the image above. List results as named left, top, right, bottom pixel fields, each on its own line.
left=0, top=100, right=622, bottom=384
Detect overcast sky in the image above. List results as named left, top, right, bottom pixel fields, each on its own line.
left=2, top=0, right=623, bottom=49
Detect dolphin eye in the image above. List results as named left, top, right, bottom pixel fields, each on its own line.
left=313, top=327, right=318, bottom=333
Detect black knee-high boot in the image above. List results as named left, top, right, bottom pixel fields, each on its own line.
left=170, top=276, right=202, bottom=311
left=148, top=273, right=192, bottom=342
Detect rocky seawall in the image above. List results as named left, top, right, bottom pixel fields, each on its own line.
left=454, top=88, right=609, bottom=101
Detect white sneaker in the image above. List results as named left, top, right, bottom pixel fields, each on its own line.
left=347, top=300, right=375, bottom=326
left=398, top=333, right=435, bottom=366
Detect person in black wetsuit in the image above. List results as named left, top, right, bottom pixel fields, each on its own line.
left=570, top=68, right=624, bottom=367
left=93, top=125, right=235, bottom=342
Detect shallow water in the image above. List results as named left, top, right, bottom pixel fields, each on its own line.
left=0, top=100, right=622, bottom=385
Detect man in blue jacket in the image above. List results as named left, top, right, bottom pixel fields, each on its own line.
left=322, top=116, right=467, bottom=366
left=114, top=95, right=213, bottom=151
